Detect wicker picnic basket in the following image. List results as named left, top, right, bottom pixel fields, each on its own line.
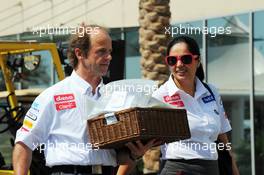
left=87, top=107, right=190, bottom=149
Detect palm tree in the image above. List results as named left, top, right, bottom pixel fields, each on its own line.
left=138, top=0, right=171, bottom=174
left=139, top=0, right=171, bottom=86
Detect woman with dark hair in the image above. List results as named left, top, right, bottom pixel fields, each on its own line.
left=152, top=36, right=240, bottom=175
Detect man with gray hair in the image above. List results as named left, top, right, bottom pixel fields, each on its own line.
left=13, top=24, right=156, bottom=175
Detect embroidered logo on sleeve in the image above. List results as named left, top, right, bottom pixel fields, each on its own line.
left=25, top=111, right=38, bottom=121
left=31, top=102, right=40, bottom=113
left=163, top=93, right=184, bottom=107
left=202, top=95, right=215, bottom=104
left=54, top=93, right=76, bottom=111
left=21, top=127, right=29, bottom=132
left=23, top=119, right=33, bottom=129
left=21, top=119, right=33, bottom=132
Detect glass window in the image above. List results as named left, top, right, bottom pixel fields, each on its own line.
left=28, top=51, right=52, bottom=88
left=254, top=10, right=264, bottom=175
left=207, top=14, right=251, bottom=175
left=0, top=34, right=18, bottom=41
left=125, top=27, right=140, bottom=57
left=125, top=56, right=141, bottom=79
left=109, top=28, right=122, bottom=40
left=124, top=27, right=141, bottom=78
left=8, top=51, right=53, bottom=89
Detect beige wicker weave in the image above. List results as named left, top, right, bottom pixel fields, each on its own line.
left=88, top=107, right=190, bottom=149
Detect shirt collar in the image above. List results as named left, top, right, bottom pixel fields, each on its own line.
left=94, top=80, right=104, bottom=97
left=167, top=75, right=181, bottom=96
left=70, top=70, right=104, bottom=96
left=166, top=75, right=208, bottom=98
left=194, top=77, right=209, bottom=99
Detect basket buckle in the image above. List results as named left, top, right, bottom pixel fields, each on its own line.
left=104, top=112, right=118, bottom=125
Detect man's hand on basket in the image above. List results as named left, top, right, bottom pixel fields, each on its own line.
left=125, top=139, right=161, bottom=161
left=117, top=140, right=161, bottom=175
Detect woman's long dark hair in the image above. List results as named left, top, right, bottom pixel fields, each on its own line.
left=166, top=36, right=205, bottom=81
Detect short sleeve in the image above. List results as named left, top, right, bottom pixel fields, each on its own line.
left=217, top=94, right=232, bottom=134
left=15, top=93, right=54, bottom=150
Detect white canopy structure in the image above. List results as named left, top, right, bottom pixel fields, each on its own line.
left=207, top=16, right=264, bottom=95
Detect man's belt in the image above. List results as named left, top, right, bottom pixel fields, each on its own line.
left=51, top=165, right=115, bottom=174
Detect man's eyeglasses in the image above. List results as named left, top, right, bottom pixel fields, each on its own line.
left=165, top=54, right=198, bottom=66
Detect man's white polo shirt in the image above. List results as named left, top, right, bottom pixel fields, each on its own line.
left=15, top=71, right=117, bottom=167
left=152, top=75, right=231, bottom=160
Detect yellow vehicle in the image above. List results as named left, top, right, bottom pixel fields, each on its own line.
left=0, top=41, right=66, bottom=175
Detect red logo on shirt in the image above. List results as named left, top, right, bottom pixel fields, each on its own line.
left=54, top=94, right=75, bottom=102
left=163, top=94, right=184, bottom=107
left=21, top=126, right=29, bottom=132
left=54, top=93, right=76, bottom=111
left=55, top=101, right=76, bottom=111
left=169, top=101, right=184, bottom=107
left=163, top=94, right=181, bottom=103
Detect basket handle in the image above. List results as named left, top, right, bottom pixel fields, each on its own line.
left=103, top=112, right=119, bottom=125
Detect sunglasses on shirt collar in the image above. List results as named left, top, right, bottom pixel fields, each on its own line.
left=165, top=54, right=199, bottom=66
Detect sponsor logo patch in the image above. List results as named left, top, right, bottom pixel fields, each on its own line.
left=23, top=119, right=33, bottom=129
left=55, top=101, right=76, bottom=111
left=169, top=101, right=185, bottom=107
left=54, top=94, right=75, bottom=103
left=202, top=95, right=215, bottom=104
left=25, top=111, right=37, bottom=121
left=163, top=93, right=181, bottom=103
left=31, top=102, right=40, bottom=112
left=54, top=93, right=76, bottom=111
left=21, top=127, right=29, bottom=132
left=163, top=94, right=184, bottom=107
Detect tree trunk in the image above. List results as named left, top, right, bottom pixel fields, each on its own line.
left=138, top=0, right=171, bottom=174
left=139, top=0, right=171, bottom=86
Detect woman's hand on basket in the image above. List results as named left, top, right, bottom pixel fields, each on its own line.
left=125, top=139, right=161, bottom=160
